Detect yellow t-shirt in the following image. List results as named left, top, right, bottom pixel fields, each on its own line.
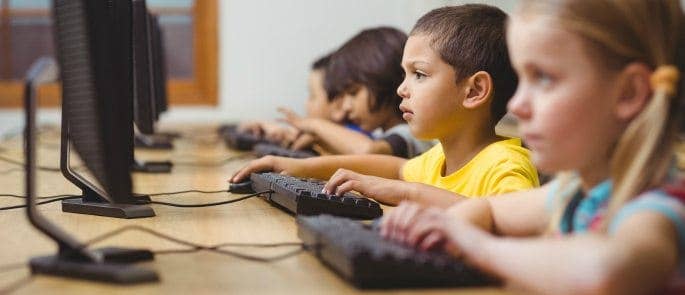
left=401, top=138, right=539, bottom=197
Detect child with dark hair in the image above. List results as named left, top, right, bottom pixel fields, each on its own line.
left=232, top=5, right=538, bottom=207
left=280, top=27, right=433, bottom=158
left=237, top=53, right=349, bottom=146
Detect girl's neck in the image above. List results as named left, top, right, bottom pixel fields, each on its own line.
left=577, top=154, right=611, bottom=193
left=440, top=124, right=500, bottom=176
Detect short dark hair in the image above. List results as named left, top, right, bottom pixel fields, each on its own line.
left=311, top=53, right=331, bottom=71
left=324, top=27, right=407, bottom=116
left=412, top=5, right=517, bottom=124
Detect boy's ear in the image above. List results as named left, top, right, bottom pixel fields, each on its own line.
left=462, top=71, right=493, bottom=109
left=614, top=62, right=652, bottom=122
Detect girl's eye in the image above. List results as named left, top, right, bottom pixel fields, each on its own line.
left=532, top=69, right=553, bottom=87
left=414, top=71, right=426, bottom=80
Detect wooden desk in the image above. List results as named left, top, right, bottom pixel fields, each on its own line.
left=0, top=124, right=512, bottom=294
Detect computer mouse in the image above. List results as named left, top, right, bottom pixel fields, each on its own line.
left=229, top=180, right=254, bottom=194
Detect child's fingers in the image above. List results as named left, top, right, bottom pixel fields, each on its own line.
left=323, top=169, right=356, bottom=194
left=406, top=220, right=440, bottom=247
left=394, top=203, right=421, bottom=243
left=419, top=231, right=446, bottom=251
left=277, top=107, right=299, bottom=120
left=291, top=134, right=315, bottom=150
left=380, top=202, right=407, bottom=239
left=333, top=179, right=360, bottom=196
left=230, top=157, right=275, bottom=183
left=389, top=202, right=419, bottom=242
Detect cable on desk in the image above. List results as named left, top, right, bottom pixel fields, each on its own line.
left=144, top=191, right=267, bottom=208
left=80, top=224, right=311, bottom=263
left=0, top=274, right=33, bottom=295
left=0, top=188, right=267, bottom=211
left=0, top=196, right=81, bottom=211
left=0, top=262, right=26, bottom=275
left=153, top=241, right=308, bottom=256
left=0, top=155, right=61, bottom=172
left=0, top=193, right=80, bottom=200
left=0, top=262, right=33, bottom=295
left=144, top=189, right=228, bottom=197
left=0, top=168, right=22, bottom=175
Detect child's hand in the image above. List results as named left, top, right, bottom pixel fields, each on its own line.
left=277, top=107, right=316, bottom=132
left=230, top=156, right=303, bottom=183
left=381, top=201, right=489, bottom=257
left=323, top=169, right=412, bottom=205
left=380, top=202, right=445, bottom=249
left=237, top=121, right=265, bottom=136
left=290, top=133, right=317, bottom=150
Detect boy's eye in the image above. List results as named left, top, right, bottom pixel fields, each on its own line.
left=414, top=71, right=426, bottom=80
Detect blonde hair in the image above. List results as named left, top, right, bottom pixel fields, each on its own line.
left=519, top=0, right=685, bottom=233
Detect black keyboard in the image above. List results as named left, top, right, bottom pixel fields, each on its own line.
left=253, top=143, right=318, bottom=159
left=250, top=172, right=382, bottom=219
left=298, top=215, right=498, bottom=289
left=218, top=124, right=265, bottom=150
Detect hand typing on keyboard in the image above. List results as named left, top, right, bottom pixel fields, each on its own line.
left=323, top=168, right=414, bottom=205
left=230, top=155, right=304, bottom=183
left=380, top=201, right=490, bottom=259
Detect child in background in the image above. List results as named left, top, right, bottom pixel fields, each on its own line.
left=231, top=5, right=538, bottom=208
left=279, top=26, right=434, bottom=158
left=382, top=1, right=685, bottom=294
left=237, top=54, right=347, bottom=147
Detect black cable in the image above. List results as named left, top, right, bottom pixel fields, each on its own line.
left=0, top=155, right=61, bottom=172
left=0, top=262, right=26, bottom=274
left=145, top=191, right=268, bottom=208
left=0, top=196, right=80, bottom=211
left=144, top=189, right=227, bottom=197
left=0, top=274, right=33, bottom=295
left=0, top=189, right=267, bottom=210
left=80, top=225, right=309, bottom=263
left=0, top=193, right=80, bottom=200
left=0, top=168, right=22, bottom=175
left=0, top=262, right=32, bottom=295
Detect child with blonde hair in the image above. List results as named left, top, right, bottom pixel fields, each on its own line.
left=381, top=0, right=685, bottom=294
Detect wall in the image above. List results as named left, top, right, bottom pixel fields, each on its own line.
left=213, top=0, right=515, bottom=123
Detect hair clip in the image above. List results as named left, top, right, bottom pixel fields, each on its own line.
left=650, top=65, right=680, bottom=96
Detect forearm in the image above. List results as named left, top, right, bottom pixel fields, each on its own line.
left=464, top=233, right=668, bottom=295
left=308, top=121, right=379, bottom=155
left=299, top=155, right=406, bottom=180
left=406, top=183, right=464, bottom=208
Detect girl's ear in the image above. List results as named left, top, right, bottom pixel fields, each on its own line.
left=463, top=71, right=493, bottom=109
left=614, top=62, right=652, bottom=122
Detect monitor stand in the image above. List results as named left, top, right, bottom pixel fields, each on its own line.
left=59, top=95, right=156, bottom=219
left=24, top=57, right=158, bottom=283
left=134, top=133, right=174, bottom=150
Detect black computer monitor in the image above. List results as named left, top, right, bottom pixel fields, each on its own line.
left=132, top=0, right=156, bottom=135
left=57, top=0, right=155, bottom=218
left=24, top=0, right=158, bottom=284
left=150, top=14, right=168, bottom=120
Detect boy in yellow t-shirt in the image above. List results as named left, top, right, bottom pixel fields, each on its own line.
left=231, top=5, right=539, bottom=208
left=402, top=138, right=537, bottom=198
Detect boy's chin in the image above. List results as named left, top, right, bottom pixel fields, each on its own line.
left=408, top=126, right=434, bottom=140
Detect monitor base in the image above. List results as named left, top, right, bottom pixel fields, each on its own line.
left=30, top=247, right=159, bottom=284
left=62, top=197, right=155, bottom=219
left=134, top=134, right=174, bottom=150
